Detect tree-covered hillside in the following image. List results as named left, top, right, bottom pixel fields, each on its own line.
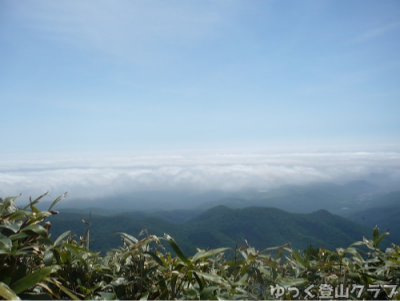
left=347, top=191, right=400, bottom=246
left=48, top=205, right=369, bottom=255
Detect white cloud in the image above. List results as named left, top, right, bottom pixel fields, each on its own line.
left=1, top=149, right=400, bottom=202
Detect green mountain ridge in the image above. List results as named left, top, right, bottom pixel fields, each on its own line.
left=48, top=205, right=369, bottom=256
left=185, top=206, right=368, bottom=251
left=196, top=181, right=388, bottom=214
left=346, top=191, right=400, bottom=245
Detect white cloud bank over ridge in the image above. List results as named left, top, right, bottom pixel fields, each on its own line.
left=1, top=150, right=400, bottom=201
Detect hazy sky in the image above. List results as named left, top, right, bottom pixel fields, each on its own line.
left=1, top=1, right=400, bottom=200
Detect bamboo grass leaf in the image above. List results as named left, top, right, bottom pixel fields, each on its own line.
left=192, top=248, right=229, bottom=263
left=43, top=251, right=54, bottom=266
left=194, top=271, right=226, bottom=285
left=48, top=192, right=67, bottom=212
left=53, top=231, right=71, bottom=246
left=23, top=192, right=47, bottom=211
left=117, top=232, right=138, bottom=244
left=2, top=194, right=21, bottom=213
left=200, top=286, right=218, bottom=300
left=49, top=279, right=81, bottom=300
left=3, top=210, right=31, bottom=222
left=0, top=282, right=20, bottom=300
left=163, top=234, right=189, bottom=265
left=21, top=224, right=48, bottom=237
left=10, top=265, right=60, bottom=294
left=144, top=251, right=166, bottom=267
left=288, top=249, right=307, bottom=268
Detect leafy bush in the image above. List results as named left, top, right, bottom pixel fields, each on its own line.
left=1, top=193, right=399, bottom=300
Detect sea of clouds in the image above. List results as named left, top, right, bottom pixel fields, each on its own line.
left=1, top=149, right=400, bottom=203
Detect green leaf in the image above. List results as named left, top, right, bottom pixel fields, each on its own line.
left=9, top=232, right=29, bottom=241
left=288, top=249, right=307, bottom=268
left=185, top=287, right=199, bottom=300
left=21, top=224, right=48, bottom=237
left=31, top=192, right=49, bottom=203
left=4, top=210, right=32, bottom=222
left=23, top=192, right=48, bottom=212
left=345, top=247, right=363, bottom=261
left=262, top=243, right=291, bottom=252
left=192, top=248, right=229, bottom=263
left=62, top=243, right=96, bottom=254
left=12, top=265, right=28, bottom=288
left=194, top=271, right=226, bottom=285
left=140, top=292, right=149, bottom=300
left=194, top=271, right=205, bottom=291
left=100, top=292, right=117, bottom=300
left=373, top=226, right=379, bottom=243
left=10, top=265, right=60, bottom=294
left=0, top=238, right=12, bottom=251
left=200, top=286, right=218, bottom=300
left=279, top=277, right=308, bottom=288
left=144, top=251, right=166, bottom=267
left=44, top=251, right=54, bottom=266
left=350, top=240, right=366, bottom=247
left=0, top=222, right=22, bottom=233
left=375, top=228, right=389, bottom=248
left=0, top=282, right=21, bottom=300
left=48, top=193, right=67, bottom=212
left=25, top=211, right=52, bottom=225
left=81, top=216, right=90, bottom=226
left=62, top=244, right=92, bottom=268
left=50, top=280, right=80, bottom=300
left=117, top=232, right=138, bottom=245
left=239, top=250, right=248, bottom=260
left=233, top=273, right=249, bottom=287
left=164, top=234, right=189, bottom=265
left=52, top=231, right=71, bottom=247
left=111, top=277, right=130, bottom=286
left=1, top=195, right=21, bottom=213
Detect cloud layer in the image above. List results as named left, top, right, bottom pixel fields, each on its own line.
left=1, top=149, right=400, bottom=203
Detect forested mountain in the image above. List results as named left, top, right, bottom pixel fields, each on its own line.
left=48, top=205, right=368, bottom=255
left=39, top=181, right=399, bottom=260
left=347, top=191, right=400, bottom=245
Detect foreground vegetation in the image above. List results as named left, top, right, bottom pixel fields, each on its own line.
left=1, top=194, right=400, bottom=300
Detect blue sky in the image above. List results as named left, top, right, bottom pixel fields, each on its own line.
left=1, top=0, right=399, bottom=156
left=1, top=1, right=400, bottom=199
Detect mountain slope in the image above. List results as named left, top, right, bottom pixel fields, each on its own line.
left=347, top=191, right=400, bottom=245
left=185, top=206, right=368, bottom=251
left=48, top=205, right=370, bottom=256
